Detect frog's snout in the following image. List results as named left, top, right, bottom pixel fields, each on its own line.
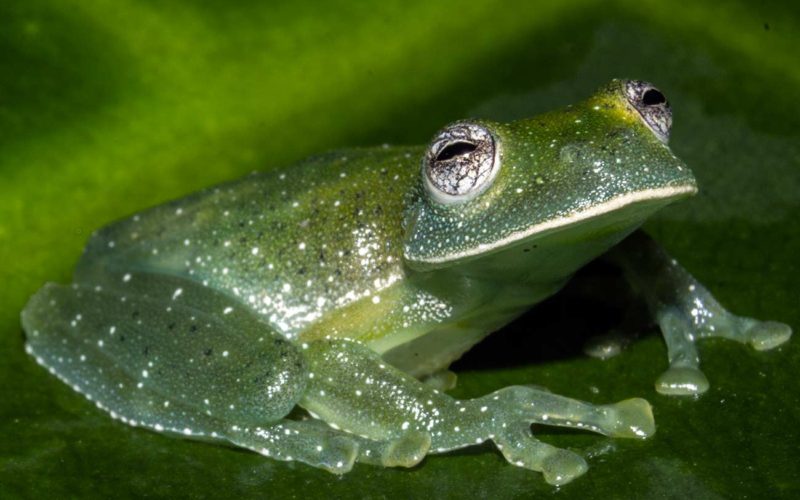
left=623, top=80, right=672, bottom=145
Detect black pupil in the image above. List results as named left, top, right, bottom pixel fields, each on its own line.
left=642, top=88, right=666, bottom=106
left=435, top=141, right=477, bottom=162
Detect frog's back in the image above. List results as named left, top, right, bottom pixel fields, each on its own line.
left=77, top=147, right=422, bottom=338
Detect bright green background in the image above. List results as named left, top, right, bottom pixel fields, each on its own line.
left=1, top=1, right=798, bottom=498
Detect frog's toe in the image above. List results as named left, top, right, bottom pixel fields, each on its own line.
left=746, top=321, right=792, bottom=351
left=380, top=431, right=431, bottom=468
left=494, top=422, right=588, bottom=486
left=317, top=436, right=359, bottom=474
left=655, top=366, right=709, bottom=396
left=601, top=398, right=655, bottom=439
left=540, top=448, right=589, bottom=486
left=583, top=331, right=630, bottom=360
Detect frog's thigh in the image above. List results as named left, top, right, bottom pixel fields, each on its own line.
left=610, top=231, right=792, bottom=395
left=21, top=279, right=373, bottom=473
left=300, top=338, right=653, bottom=485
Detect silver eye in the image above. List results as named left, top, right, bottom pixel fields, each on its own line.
left=423, top=123, right=499, bottom=204
left=624, top=80, right=672, bottom=144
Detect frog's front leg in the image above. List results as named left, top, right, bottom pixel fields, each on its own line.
left=610, top=231, right=792, bottom=395
left=301, top=338, right=654, bottom=485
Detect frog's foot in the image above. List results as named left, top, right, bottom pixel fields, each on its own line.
left=494, top=422, right=587, bottom=486
left=676, top=290, right=793, bottom=352
left=300, top=338, right=654, bottom=485
left=583, top=305, right=644, bottom=360
left=583, top=331, right=634, bottom=360
left=610, top=231, right=792, bottom=396
left=484, top=387, right=654, bottom=440
left=484, top=389, right=653, bottom=485
left=654, top=299, right=791, bottom=396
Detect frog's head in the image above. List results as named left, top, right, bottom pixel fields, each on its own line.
left=403, top=79, right=697, bottom=277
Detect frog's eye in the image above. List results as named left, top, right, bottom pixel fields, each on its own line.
left=423, top=123, right=499, bottom=204
left=624, top=80, right=672, bottom=144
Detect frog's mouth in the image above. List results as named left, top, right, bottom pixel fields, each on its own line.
left=411, top=183, right=697, bottom=267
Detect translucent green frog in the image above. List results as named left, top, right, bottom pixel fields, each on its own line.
left=22, top=80, right=791, bottom=485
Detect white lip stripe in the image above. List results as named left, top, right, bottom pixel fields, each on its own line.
left=412, top=184, right=697, bottom=264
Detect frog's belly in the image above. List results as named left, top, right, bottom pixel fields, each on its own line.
left=379, top=322, right=502, bottom=377
left=377, top=289, right=555, bottom=378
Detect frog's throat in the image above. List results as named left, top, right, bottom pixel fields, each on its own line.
left=410, top=184, right=697, bottom=265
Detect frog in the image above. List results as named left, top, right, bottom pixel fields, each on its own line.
left=21, top=79, right=791, bottom=485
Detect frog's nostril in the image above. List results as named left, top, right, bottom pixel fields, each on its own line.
left=642, top=88, right=666, bottom=106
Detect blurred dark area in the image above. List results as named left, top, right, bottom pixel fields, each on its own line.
left=454, top=259, right=649, bottom=371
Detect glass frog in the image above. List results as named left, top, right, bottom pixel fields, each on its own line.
left=21, top=80, right=791, bottom=485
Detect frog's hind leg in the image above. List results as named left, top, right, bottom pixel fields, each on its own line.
left=300, top=338, right=654, bottom=485
left=225, top=418, right=430, bottom=472
left=20, top=276, right=373, bottom=473
left=610, top=231, right=792, bottom=395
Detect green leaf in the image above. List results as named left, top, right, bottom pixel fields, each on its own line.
left=1, top=0, right=798, bottom=498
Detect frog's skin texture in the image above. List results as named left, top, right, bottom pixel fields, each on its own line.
left=21, top=80, right=791, bottom=485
